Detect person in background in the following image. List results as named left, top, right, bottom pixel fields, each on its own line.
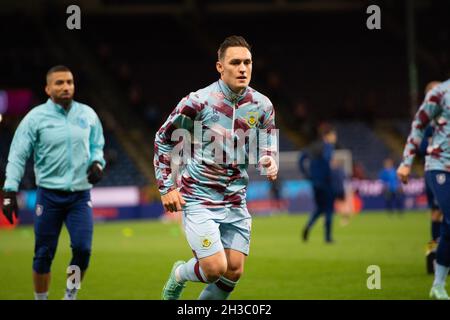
left=418, top=81, right=443, bottom=274
left=379, top=158, right=404, bottom=215
left=1, top=65, right=106, bottom=300
left=300, top=123, right=337, bottom=243
left=397, top=79, right=450, bottom=300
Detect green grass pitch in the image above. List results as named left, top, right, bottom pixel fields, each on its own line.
left=0, top=211, right=435, bottom=300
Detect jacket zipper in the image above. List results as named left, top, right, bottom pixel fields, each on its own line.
left=65, top=112, right=73, bottom=191
left=231, top=102, right=236, bottom=134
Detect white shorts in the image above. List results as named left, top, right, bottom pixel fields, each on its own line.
left=182, top=204, right=252, bottom=259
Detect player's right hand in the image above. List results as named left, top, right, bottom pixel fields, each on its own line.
left=87, top=161, right=104, bottom=185
left=396, top=164, right=411, bottom=184
left=2, top=191, right=18, bottom=224
left=259, top=155, right=278, bottom=181
left=161, top=189, right=186, bottom=213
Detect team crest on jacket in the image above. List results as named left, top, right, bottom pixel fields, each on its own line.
left=436, top=174, right=446, bottom=185
left=36, top=205, right=43, bottom=216
left=77, top=117, right=89, bottom=129
left=245, top=111, right=259, bottom=128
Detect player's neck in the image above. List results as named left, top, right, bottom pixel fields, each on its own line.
left=231, top=86, right=246, bottom=95
left=60, top=102, right=71, bottom=110
left=219, top=79, right=246, bottom=97
left=228, top=84, right=246, bottom=96
left=51, top=98, right=72, bottom=111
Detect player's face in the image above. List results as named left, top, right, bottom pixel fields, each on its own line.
left=384, top=159, right=393, bottom=168
left=45, top=71, right=75, bottom=106
left=325, top=131, right=337, bottom=145
left=217, top=46, right=252, bottom=94
left=425, top=81, right=440, bottom=94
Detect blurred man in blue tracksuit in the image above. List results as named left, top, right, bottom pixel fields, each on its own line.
left=299, top=124, right=337, bottom=243
left=1, top=65, right=106, bottom=300
left=379, top=158, right=404, bottom=214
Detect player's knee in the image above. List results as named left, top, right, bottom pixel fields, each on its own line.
left=201, top=262, right=227, bottom=282
left=71, top=246, right=91, bottom=271
left=431, top=210, right=442, bottom=221
left=204, top=267, right=227, bottom=283
left=226, top=263, right=244, bottom=281
left=33, top=245, right=56, bottom=274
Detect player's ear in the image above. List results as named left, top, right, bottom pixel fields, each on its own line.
left=45, top=85, right=50, bottom=96
left=216, top=61, right=224, bottom=75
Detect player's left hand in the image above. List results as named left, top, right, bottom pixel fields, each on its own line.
left=2, top=191, right=18, bottom=224
left=396, top=164, right=410, bottom=184
left=259, top=155, right=278, bottom=181
left=87, top=161, right=104, bottom=185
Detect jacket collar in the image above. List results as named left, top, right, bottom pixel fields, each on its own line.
left=218, top=79, right=248, bottom=104
left=47, top=98, right=75, bottom=114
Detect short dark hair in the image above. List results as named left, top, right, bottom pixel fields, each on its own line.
left=217, top=35, right=251, bottom=61
left=318, top=122, right=335, bottom=137
left=46, top=65, right=72, bottom=82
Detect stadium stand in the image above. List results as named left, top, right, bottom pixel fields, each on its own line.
left=1, top=0, right=449, bottom=188
left=333, top=121, right=390, bottom=179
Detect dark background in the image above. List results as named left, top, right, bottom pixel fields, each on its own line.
left=0, top=0, right=449, bottom=190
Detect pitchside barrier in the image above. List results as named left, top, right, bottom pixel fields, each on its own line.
left=0, top=151, right=429, bottom=227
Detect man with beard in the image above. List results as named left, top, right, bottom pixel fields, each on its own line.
left=1, top=65, right=106, bottom=300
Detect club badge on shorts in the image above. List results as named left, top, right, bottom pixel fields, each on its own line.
left=436, top=173, right=446, bottom=185
left=200, top=236, right=212, bottom=249
left=36, top=205, right=44, bottom=216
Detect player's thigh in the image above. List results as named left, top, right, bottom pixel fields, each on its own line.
left=224, top=248, right=246, bottom=274
left=314, top=186, right=329, bottom=212
left=220, top=208, right=251, bottom=257
left=65, top=190, right=94, bottom=249
left=324, top=188, right=334, bottom=213
left=426, top=171, right=450, bottom=225
left=426, top=179, right=439, bottom=211
left=182, top=205, right=224, bottom=259
left=313, top=186, right=324, bottom=205
left=34, top=188, right=65, bottom=249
